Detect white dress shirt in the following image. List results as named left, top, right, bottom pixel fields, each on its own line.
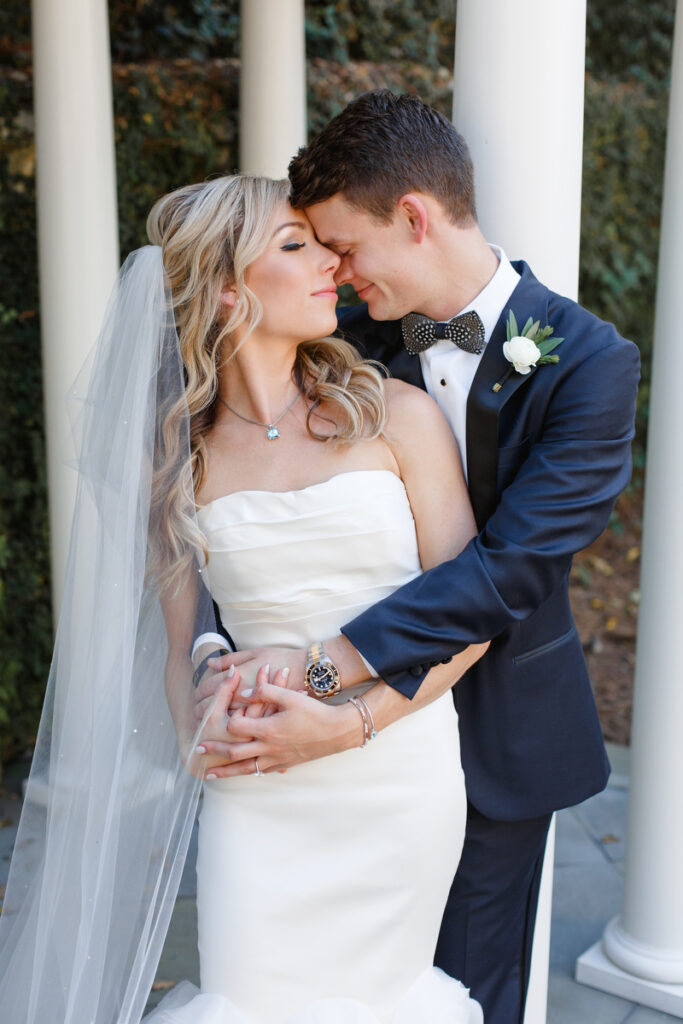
left=419, top=245, right=520, bottom=480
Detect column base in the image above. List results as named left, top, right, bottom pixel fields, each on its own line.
left=576, top=939, right=683, bottom=1018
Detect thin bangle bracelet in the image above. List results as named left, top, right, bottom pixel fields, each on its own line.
left=355, top=694, right=377, bottom=741
left=348, top=696, right=376, bottom=747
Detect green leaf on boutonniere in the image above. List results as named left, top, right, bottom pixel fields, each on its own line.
left=506, top=310, right=519, bottom=341
left=536, top=336, right=564, bottom=357
left=493, top=310, right=565, bottom=392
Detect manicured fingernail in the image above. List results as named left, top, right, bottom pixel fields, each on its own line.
left=241, top=687, right=253, bottom=698
left=196, top=745, right=206, bottom=754
left=227, top=664, right=235, bottom=678
left=206, top=773, right=217, bottom=780
left=282, top=667, right=290, bottom=680
left=263, top=663, right=270, bottom=676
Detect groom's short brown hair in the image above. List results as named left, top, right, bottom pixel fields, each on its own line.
left=288, top=90, right=477, bottom=226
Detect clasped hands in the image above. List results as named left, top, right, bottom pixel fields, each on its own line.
left=192, top=649, right=362, bottom=778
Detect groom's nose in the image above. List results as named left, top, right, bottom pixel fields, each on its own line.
left=333, top=258, right=353, bottom=287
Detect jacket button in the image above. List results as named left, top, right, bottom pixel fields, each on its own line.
left=441, top=656, right=453, bottom=664
left=409, top=665, right=424, bottom=677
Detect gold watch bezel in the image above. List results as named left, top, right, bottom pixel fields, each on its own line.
left=304, top=642, right=341, bottom=699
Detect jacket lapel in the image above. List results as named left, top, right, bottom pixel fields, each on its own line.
left=466, top=262, right=550, bottom=529
left=347, top=317, right=426, bottom=389
left=385, top=337, right=426, bottom=389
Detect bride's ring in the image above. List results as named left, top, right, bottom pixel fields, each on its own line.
left=254, top=758, right=264, bottom=776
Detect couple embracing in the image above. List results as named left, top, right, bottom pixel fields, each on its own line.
left=0, top=91, right=639, bottom=1024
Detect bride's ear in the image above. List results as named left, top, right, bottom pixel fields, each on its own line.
left=220, top=285, right=237, bottom=309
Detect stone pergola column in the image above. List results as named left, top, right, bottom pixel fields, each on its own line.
left=576, top=0, right=683, bottom=1014
left=453, top=3, right=588, bottom=1021
left=239, top=0, right=306, bottom=178
left=32, top=0, right=119, bottom=616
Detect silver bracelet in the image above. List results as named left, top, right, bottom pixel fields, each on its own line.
left=348, top=695, right=376, bottom=747
left=355, top=694, right=377, bottom=742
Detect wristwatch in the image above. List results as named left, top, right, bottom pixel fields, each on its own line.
left=304, top=642, right=341, bottom=699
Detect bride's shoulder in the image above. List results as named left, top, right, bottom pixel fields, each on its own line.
left=382, top=378, right=451, bottom=438
left=381, top=378, right=461, bottom=475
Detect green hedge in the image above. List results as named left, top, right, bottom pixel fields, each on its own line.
left=0, top=3, right=673, bottom=769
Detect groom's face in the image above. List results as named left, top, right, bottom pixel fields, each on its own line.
left=305, top=194, right=424, bottom=321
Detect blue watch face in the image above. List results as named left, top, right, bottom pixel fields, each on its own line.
left=308, top=663, right=337, bottom=693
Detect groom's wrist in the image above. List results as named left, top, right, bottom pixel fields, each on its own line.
left=325, top=634, right=375, bottom=689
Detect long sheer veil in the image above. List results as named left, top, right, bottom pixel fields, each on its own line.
left=0, top=246, right=215, bottom=1023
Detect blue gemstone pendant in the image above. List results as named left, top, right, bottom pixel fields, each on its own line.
left=266, top=426, right=280, bottom=440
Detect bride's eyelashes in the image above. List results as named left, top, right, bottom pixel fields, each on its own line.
left=281, top=241, right=306, bottom=252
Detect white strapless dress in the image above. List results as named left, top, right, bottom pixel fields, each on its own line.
left=146, top=470, right=481, bottom=1024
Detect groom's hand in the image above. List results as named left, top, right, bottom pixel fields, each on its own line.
left=193, top=636, right=370, bottom=723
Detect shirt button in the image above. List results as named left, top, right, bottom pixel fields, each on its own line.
left=440, top=378, right=447, bottom=387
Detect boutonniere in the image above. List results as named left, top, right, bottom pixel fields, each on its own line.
left=492, top=311, right=564, bottom=393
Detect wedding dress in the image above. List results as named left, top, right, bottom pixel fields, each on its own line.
left=146, top=469, right=482, bottom=1024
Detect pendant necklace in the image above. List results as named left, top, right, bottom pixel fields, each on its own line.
left=218, top=389, right=301, bottom=440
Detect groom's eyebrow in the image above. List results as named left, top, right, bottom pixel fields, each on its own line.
left=316, top=236, right=345, bottom=250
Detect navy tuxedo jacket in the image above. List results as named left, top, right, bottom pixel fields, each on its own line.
left=337, top=261, right=640, bottom=821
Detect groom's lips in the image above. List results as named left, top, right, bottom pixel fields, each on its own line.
left=356, top=283, right=374, bottom=300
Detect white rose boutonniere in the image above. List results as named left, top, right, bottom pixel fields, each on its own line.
left=493, top=311, right=564, bottom=393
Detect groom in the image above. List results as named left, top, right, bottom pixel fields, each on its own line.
left=195, top=91, right=640, bottom=1023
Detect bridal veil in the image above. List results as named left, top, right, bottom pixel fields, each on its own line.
left=0, top=246, right=215, bottom=1023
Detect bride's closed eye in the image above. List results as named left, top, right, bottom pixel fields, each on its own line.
left=281, top=241, right=306, bottom=252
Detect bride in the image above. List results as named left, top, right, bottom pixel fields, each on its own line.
left=0, top=175, right=485, bottom=1024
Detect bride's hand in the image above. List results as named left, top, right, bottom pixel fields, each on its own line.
left=196, top=674, right=363, bottom=777
left=193, top=647, right=306, bottom=722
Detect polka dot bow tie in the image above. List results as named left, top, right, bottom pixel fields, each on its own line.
left=401, top=310, right=485, bottom=356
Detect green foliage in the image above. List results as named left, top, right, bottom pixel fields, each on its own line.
left=586, top=0, right=676, bottom=87
left=0, top=72, right=52, bottom=771
left=305, top=0, right=455, bottom=68
left=579, top=76, right=666, bottom=445
left=0, top=0, right=674, bottom=765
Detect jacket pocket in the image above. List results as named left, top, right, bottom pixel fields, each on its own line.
left=513, top=625, right=576, bottom=665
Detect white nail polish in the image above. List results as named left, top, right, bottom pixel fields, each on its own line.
left=241, top=687, right=253, bottom=698
left=196, top=745, right=206, bottom=754
left=227, top=665, right=235, bottom=678
left=263, top=664, right=270, bottom=676
left=206, top=773, right=217, bottom=780
left=282, top=667, right=290, bottom=679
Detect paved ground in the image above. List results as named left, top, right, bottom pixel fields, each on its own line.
left=0, top=742, right=679, bottom=1021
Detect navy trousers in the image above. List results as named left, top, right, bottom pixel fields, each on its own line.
left=434, top=801, right=552, bottom=1024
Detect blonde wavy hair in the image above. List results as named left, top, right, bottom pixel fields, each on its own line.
left=146, top=174, right=387, bottom=592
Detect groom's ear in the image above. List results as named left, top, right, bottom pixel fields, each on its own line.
left=396, top=193, right=428, bottom=244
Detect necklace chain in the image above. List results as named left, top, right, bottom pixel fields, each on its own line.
left=218, top=389, right=300, bottom=440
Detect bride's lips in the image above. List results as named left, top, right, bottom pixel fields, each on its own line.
left=312, top=288, right=338, bottom=299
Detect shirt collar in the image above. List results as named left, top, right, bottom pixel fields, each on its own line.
left=457, top=244, right=520, bottom=348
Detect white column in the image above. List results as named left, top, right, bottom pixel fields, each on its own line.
left=576, top=0, right=683, bottom=1015
left=32, top=0, right=119, bottom=617
left=453, top=1, right=585, bottom=297
left=240, top=0, right=306, bottom=178
left=453, top=4, right=587, bottom=1022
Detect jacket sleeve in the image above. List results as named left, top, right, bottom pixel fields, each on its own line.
left=341, top=336, right=641, bottom=697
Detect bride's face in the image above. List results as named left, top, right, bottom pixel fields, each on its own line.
left=240, top=202, right=340, bottom=344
